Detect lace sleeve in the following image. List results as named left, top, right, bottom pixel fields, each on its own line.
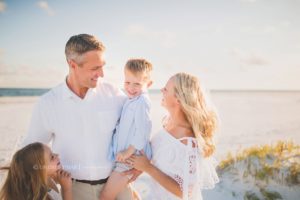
left=171, top=138, right=219, bottom=200
left=196, top=155, right=219, bottom=190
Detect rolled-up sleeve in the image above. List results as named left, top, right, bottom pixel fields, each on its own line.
left=129, top=97, right=152, bottom=150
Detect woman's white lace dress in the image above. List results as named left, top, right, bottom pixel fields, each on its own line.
left=149, top=129, right=219, bottom=200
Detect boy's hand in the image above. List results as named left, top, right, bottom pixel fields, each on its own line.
left=116, top=151, right=127, bottom=162
left=116, top=145, right=136, bottom=162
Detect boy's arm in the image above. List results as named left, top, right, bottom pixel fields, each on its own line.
left=129, top=97, right=152, bottom=151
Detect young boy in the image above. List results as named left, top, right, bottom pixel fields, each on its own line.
left=100, top=58, right=153, bottom=200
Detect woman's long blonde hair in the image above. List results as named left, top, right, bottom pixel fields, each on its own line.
left=0, top=142, right=50, bottom=200
left=172, top=72, right=218, bottom=157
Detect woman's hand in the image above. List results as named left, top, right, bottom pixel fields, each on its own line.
left=122, top=168, right=143, bottom=183
left=126, top=151, right=152, bottom=172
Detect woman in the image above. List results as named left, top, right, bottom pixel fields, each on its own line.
left=128, top=72, right=219, bottom=200
left=0, top=142, right=72, bottom=200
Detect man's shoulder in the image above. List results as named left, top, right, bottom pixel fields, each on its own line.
left=98, top=80, right=116, bottom=90
left=97, top=80, right=125, bottom=97
left=38, top=83, right=64, bottom=104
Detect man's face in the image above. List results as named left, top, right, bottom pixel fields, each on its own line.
left=73, top=50, right=106, bottom=89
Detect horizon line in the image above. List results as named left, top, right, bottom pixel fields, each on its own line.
left=1, top=87, right=300, bottom=92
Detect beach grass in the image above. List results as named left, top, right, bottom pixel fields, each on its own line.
left=216, top=140, right=300, bottom=200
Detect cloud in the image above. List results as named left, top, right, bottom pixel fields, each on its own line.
left=0, top=1, right=6, bottom=13
left=37, top=1, right=54, bottom=16
left=125, top=24, right=177, bottom=48
left=243, top=54, right=269, bottom=65
left=240, top=25, right=277, bottom=35
left=240, top=0, right=258, bottom=3
left=280, top=20, right=292, bottom=28
left=0, top=48, right=4, bottom=64
left=240, top=20, right=293, bottom=36
left=0, top=65, right=66, bottom=87
left=230, top=48, right=269, bottom=67
left=262, top=25, right=277, bottom=34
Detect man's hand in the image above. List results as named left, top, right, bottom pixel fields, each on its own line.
left=122, top=168, right=142, bottom=183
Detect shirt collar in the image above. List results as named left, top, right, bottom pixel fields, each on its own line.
left=62, top=77, right=99, bottom=100
left=62, top=77, right=77, bottom=100
left=128, top=90, right=148, bottom=101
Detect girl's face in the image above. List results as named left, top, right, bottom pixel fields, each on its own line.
left=161, top=78, right=179, bottom=110
left=43, top=145, right=62, bottom=177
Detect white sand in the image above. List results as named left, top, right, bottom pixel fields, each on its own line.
left=1, top=91, right=300, bottom=199
left=0, top=97, right=37, bottom=165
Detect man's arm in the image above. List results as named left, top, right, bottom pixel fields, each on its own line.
left=22, top=98, right=53, bottom=147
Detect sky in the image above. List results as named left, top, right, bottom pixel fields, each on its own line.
left=0, top=0, right=299, bottom=90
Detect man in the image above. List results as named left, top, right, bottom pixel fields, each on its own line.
left=23, top=34, right=139, bottom=200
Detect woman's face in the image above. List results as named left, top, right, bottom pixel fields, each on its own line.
left=161, top=78, right=179, bottom=110
left=43, top=145, right=62, bottom=177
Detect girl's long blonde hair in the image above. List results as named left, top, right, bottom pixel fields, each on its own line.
left=0, top=142, right=50, bottom=200
left=173, top=72, right=218, bottom=157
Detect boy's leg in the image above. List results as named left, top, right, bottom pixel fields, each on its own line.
left=100, top=171, right=130, bottom=200
left=116, top=183, right=134, bottom=200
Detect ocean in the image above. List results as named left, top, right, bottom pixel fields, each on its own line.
left=1, top=88, right=299, bottom=159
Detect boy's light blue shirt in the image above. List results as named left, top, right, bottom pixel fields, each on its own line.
left=109, top=92, right=152, bottom=161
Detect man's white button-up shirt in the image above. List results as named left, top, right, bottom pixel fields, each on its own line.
left=23, top=79, right=125, bottom=180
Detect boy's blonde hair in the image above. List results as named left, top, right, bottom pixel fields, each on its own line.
left=125, top=58, right=153, bottom=80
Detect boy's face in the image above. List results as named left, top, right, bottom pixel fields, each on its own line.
left=124, top=69, right=151, bottom=98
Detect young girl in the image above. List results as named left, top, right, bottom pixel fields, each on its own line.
left=100, top=59, right=153, bottom=200
left=128, top=72, right=219, bottom=200
left=0, top=142, right=72, bottom=200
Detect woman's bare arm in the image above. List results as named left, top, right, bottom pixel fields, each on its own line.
left=127, top=153, right=182, bottom=198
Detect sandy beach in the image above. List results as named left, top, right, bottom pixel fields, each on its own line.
left=1, top=91, right=300, bottom=199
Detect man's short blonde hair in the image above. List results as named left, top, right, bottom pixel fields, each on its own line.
left=65, top=34, right=105, bottom=64
left=125, top=58, right=153, bottom=80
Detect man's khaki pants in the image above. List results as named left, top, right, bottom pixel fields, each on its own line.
left=72, top=180, right=133, bottom=200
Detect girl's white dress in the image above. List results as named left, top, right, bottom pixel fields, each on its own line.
left=149, top=129, right=219, bottom=200
left=48, top=188, right=62, bottom=200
